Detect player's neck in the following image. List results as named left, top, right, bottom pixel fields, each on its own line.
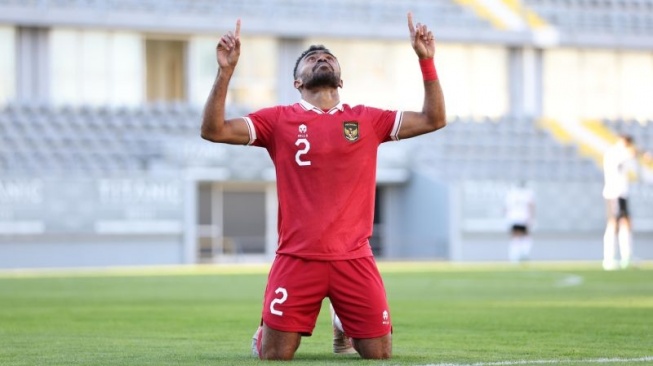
left=301, top=88, right=340, bottom=111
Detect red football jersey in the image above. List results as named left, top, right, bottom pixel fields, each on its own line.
left=244, top=100, right=402, bottom=260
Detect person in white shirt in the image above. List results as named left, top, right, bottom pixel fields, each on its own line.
left=504, top=181, right=535, bottom=263
left=601, top=134, right=651, bottom=270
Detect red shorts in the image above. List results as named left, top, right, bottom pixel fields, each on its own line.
left=261, top=254, right=391, bottom=339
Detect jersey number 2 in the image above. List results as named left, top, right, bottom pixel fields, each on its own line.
left=295, top=138, right=311, bottom=166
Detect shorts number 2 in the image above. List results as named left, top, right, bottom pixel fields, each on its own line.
left=270, top=287, right=288, bottom=316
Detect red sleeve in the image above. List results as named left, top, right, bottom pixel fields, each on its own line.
left=244, top=106, right=280, bottom=148
left=363, top=106, right=402, bottom=143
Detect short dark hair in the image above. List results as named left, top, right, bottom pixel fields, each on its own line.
left=293, top=45, right=335, bottom=79
left=621, top=134, right=634, bottom=145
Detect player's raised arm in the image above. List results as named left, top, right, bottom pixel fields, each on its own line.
left=398, top=12, right=446, bottom=139
left=201, top=19, right=251, bottom=145
left=638, top=150, right=652, bottom=163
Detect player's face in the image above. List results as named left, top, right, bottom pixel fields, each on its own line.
left=296, top=51, right=342, bottom=89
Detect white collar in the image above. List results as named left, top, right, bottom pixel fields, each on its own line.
left=299, top=99, right=344, bottom=115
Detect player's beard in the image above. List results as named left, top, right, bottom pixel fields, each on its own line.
left=303, top=67, right=340, bottom=89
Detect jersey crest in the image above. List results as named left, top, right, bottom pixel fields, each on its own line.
left=343, top=121, right=359, bottom=142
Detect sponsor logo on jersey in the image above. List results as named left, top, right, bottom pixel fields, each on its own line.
left=298, top=123, right=309, bottom=139
left=382, top=310, right=390, bottom=325
left=343, top=121, right=359, bottom=142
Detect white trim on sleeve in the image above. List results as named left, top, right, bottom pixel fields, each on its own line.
left=243, top=117, right=257, bottom=145
left=390, top=111, right=403, bottom=141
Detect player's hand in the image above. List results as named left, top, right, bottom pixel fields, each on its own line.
left=217, top=19, right=241, bottom=72
left=407, top=12, right=435, bottom=59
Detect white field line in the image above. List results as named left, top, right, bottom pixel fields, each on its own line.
left=554, top=274, right=584, bottom=287
left=420, top=356, right=653, bottom=366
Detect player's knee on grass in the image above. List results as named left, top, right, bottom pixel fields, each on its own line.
left=259, top=323, right=302, bottom=360
left=352, top=333, right=392, bottom=359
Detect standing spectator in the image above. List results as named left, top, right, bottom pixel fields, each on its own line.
left=504, top=181, right=535, bottom=263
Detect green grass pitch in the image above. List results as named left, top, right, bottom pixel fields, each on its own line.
left=1, top=261, right=652, bottom=366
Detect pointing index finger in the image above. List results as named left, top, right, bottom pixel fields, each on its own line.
left=235, top=18, right=241, bottom=38
left=407, top=12, right=415, bottom=33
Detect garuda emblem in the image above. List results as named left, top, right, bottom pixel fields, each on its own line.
left=343, top=121, right=359, bottom=142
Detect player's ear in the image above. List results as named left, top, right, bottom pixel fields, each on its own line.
left=338, top=79, right=344, bottom=88
left=294, top=78, right=303, bottom=89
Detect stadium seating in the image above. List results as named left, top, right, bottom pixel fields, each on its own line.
left=524, top=0, right=653, bottom=36
left=0, top=0, right=493, bottom=34
left=412, top=115, right=603, bottom=182
left=1, top=102, right=609, bottom=182
left=3, top=0, right=652, bottom=47
left=6, top=102, right=653, bottom=185
left=604, top=118, right=653, bottom=147
left=0, top=102, right=193, bottom=175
